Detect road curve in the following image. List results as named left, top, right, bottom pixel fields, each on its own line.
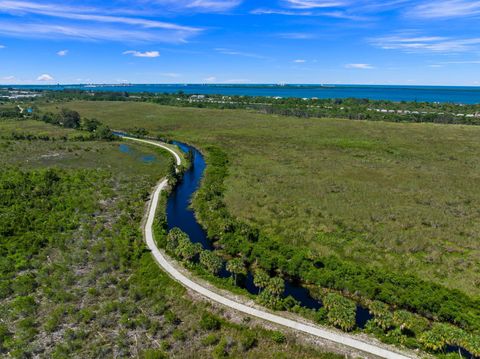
left=123, top=136, right=413, bottom=359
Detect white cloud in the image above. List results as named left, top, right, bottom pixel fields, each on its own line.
left=37, top=73, right=54, bottom=81
left=370, top=32, right=480, bottom=53
left=251, top=8, right=313, bottom=15
left=254, top=0, right=410, bottom=19
left=0, top=1, right=202, bottom=43
left=204, top=76, right=217, bottom=82
left=345, top=63, right=374, bottom=69
left=0, top=21, right=193, bottom=43
left=293, top=59, right=306, bottom=63
left=56, top=49, right=68, bottom=56
left=2, top=75, right=15, bottom=81
left=411, top=0, right=480, bottom=19
left=0, top=45, right=5, bottom=49
left=215, top=47, right=267, bottom=59
left=123, top=50, right=160, bottom=58
left=141, top=0, right=242, bottom=13
left=283, top=0, right=347, bottom=9
left=278, top=32, right=316, bottom=39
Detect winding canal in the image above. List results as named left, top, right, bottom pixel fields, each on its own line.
left=166, top=141, right=374, bottom=326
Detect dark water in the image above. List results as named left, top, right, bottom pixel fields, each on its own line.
left=117, top=143, right=157, bottom=163
left=166, top=141, right=372, bottom=323
left=114, top=133, right=473, bottom=357
left=10, top=84, right=480, bottom=104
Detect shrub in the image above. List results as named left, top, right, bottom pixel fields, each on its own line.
left=200, top=312, right=221, bottom=331
left=201, top=333, right=219, bottom=346
left=239, top=331, right=257, bottom=351
left=270, top=331, right=286, bottom=344
left=322, top=293, right=356, bottom=332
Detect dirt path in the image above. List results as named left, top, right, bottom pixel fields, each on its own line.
left=123, top=135, right=415, bottom=359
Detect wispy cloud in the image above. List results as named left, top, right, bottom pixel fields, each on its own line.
left=0, top=1, right=202, bottom=43
left=283, top=0, right=347, bottom=9
left=56, top=49, right=68, bottom=56
left=140, top=0, right=242, bottom=13
left=215, top=47, right=267, bottom=59
left=250, top=8, right=313, bottom=16
left=293, top=59, right=306, bottom=63
left=204, top=76, right=217, bottom=82
left=253, top=0, right=410, bottom=20
left=345, top=63, right=374, bottom=69
left=410, top=0, right=480, bottom=19
left=278, top=32, right=316, bottom=39
left=37, top=73, right=54, bottom=81
left=123, top=50, right=160, bottom=57
left=370, top=32, right=480, bottom=53
left=0, top=21, right=197, bottom=43
left=2, top=75, right=15, bottom=81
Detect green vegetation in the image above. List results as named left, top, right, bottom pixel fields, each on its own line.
left=37, top=100, right=480, bottom=356
left=0, top=118, right=340, bottom=358
left=23, top=88, right=480, bottom=125
left=45, top=101, right=480, bottom=294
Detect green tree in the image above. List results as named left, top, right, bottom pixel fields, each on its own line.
left=226, top=258, right=246, bottom=285
left=392, top=310, right=429, bottom=334
left=177, top=241, right=201, bottom=262
left=253, top=268, right=270, bottom=294
left=266, top=277, right=285, bottom=297
left=59, top=108, right=81, bottom=128
left=368, top=300, right=394, bottom=331
left=82, top=118, right=101, bottom=132
left=323, top=293, right=356, bottom=332
left=200, top=251, right=223, bottom=275
left=165, top=228, right=185, bottom=254
left=419, top=323, right=465, bottom=353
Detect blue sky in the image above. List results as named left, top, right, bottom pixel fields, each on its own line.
left=0, top=0, right=479, bottom=85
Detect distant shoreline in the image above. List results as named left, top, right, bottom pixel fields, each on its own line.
left=2, top=84, right=480, bottom=104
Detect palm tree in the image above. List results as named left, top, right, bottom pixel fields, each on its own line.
left=253, top=268, right=270, bottom=294
left=200, top=251, right=223, bottom=275
left=266, top=277, right=285, bottom=297
left=226, top=258, right=246, bottom=286
left=368, top=300, right=394, bottom=331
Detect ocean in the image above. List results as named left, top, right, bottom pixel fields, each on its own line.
left=7, top=84, right=480, bottom=104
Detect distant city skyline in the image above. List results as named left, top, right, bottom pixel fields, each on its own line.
left=1, top=0, right=480, bottom=86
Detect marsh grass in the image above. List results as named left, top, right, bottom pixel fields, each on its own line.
left=40, top=101, right=480, bottom=297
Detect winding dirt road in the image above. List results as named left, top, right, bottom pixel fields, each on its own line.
left=123, top=135, right=414, bottom=359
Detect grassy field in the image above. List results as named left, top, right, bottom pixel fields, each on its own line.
left=0, top=119, right=84, bottom=138
left=0, top=119, right=340, bottom=358
left=40, top=101, right=480, bottom=298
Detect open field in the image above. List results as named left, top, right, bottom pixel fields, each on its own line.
left=0, top=119, right=340, bottom=358
left=41, top=101, right=480, bottom=298
left=0, top=119, right=84, bottom=138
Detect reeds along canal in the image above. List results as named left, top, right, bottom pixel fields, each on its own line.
left=165, top=141, right=375, bottom=327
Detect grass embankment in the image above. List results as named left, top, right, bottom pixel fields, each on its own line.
left=43, top=101, right=480, bottom=298
left=0, top=119, right=340, bottom=358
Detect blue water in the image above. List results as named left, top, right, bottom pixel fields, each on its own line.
left=114, top=133, right=474, bottom=357
left=166, top=141, right=372, bottom=323
left=8, top=84, right=480, bottom=104
left=141, top=155, right=156, bottom=163
left=118, top=143, right=156, bottom=163
left=119, top=144, right=131, bottom=153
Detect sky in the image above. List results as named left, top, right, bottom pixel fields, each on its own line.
left=0, top=0, right=479, bottom=85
